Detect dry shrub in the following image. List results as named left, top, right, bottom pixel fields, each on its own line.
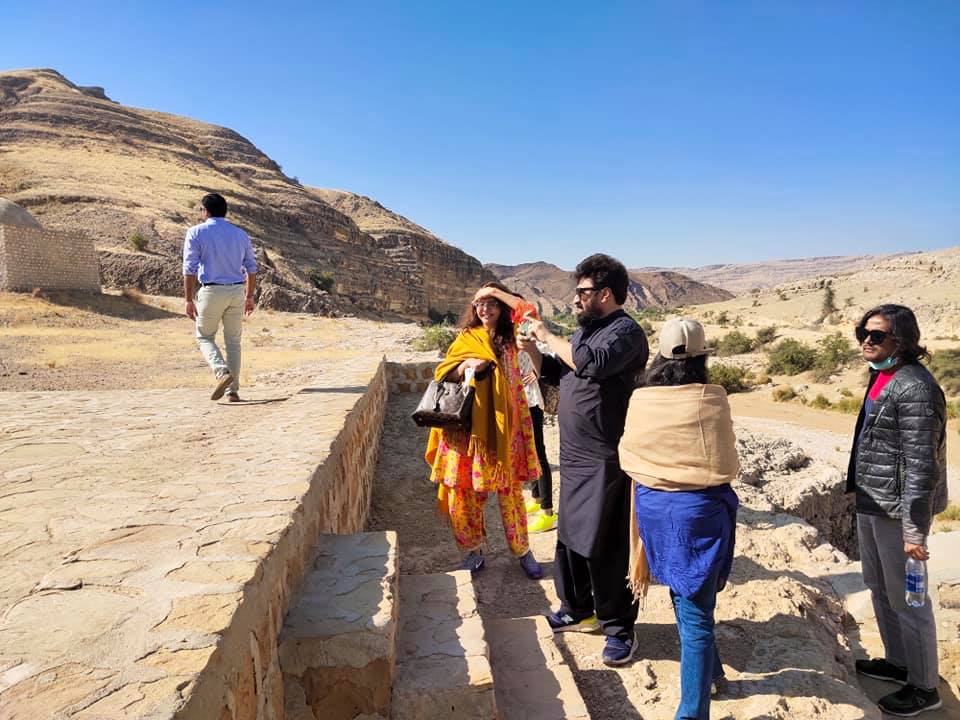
left=772, top=386, right=796, bottom=402
left=809, top=394, right=832, bottom=410
left=121, top=287, right=145, bottom=303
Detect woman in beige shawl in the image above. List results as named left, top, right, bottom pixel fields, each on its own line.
left=621, top=318, right=740, bottom=720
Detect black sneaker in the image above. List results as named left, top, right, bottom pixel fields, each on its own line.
left=856, top=658, right=908, bottom=685
left=877, top=684, right=942, bottom=717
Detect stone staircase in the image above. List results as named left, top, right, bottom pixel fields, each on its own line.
left=279, top=532, right=588, bottom=720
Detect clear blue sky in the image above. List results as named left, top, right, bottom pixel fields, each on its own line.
left=2, top=2, right=958, bottom=269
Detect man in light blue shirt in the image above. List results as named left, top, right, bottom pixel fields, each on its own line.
left=182, top=193, right=258, bottom=401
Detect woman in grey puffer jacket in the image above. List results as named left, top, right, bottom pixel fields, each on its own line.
left=846, top=304, right=948, bottom=717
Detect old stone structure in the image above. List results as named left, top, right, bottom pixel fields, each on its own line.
left=0, top=198, right=100, bottom=292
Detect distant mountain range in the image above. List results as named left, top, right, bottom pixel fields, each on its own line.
left=485, top=261, right=733, bottom=315
left=638, top=253, right=914, bottom=295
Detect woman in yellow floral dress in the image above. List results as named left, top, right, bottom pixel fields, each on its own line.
left=425, top=281, right=544, bottom=578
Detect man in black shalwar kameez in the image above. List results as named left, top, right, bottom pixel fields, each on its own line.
left=521, top=254, right=649, bottom=666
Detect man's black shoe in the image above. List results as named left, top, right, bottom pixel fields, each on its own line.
left=856, top=658, right=908, bottom=685
left=877, top=684, right=941, bottom=717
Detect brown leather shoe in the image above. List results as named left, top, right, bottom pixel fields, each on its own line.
left=211, top=373, right=233, bottom=401
left=226, top=393, right=241, bottom=403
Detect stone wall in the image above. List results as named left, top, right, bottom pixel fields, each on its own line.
left=0, top=224, right=101, bottom=291
left=386, top=361, right=437, bottom=395
left=177, top=361, right=389, bottom=720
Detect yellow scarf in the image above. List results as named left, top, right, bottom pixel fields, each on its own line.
left=425, top=327, right=513, bottom=488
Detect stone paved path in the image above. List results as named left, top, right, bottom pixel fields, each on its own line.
left=0, top=357, right=382, bottom=718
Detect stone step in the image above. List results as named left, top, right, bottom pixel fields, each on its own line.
left=486, top=616, right=589, bottom=720
left=392, top=571, right=498, bottom=720
left=279, top=531, right=399, bottom=720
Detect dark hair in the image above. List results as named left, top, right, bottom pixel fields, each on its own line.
left=857, top=304, right=928, bottom=364
left=642, top=354, right=708, bottom=387
left=574, top=253, right=630, bottom=305
left=202, top=193, right=228, bottom=218
left=459, top=281, right=516, bottom=357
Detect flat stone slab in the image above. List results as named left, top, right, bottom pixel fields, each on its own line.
left=280, top=531, right=399, bottom=720
left=486, top=616, right=589, bottom=720
left=0, top=357, right=384, bottom=719
left=392, top=571, right=497, bottom=720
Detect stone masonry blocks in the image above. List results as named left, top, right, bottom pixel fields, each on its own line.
left=176, top=360, right=390, bottom=720
left=279, top=531, right=399, bottom=720
left=0, top=224, right=101, bottom=291
left=386, top=361, right=437, bottom=396
left=392, top=571, right=498, bottom=720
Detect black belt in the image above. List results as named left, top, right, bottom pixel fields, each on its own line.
left=200, top=281, right=244, bottom=287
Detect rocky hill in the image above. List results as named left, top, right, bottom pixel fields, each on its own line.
left=639, top=253, right=912, bottom=295
left=689, top=246, right=960, bottom=338
left=487, top=260, right=733, bottom=315
left=0, top=68, right=488, bottom=319
left=311, top=189, right=497, bottom=320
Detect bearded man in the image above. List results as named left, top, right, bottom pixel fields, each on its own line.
left=521, top=253, right=649, bottom=665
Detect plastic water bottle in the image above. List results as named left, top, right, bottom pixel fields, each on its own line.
left=905, top=557, right=927, bottom=608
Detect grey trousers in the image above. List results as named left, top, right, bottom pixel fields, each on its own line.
left=857, top=513, right=939, bottom=689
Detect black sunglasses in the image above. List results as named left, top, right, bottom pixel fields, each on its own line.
left=855, top=327, right=896, bottom=345
left=574, top=285, right=605, bottom=298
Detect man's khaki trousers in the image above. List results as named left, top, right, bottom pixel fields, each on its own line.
left=195, top=284, right=245, bottom=394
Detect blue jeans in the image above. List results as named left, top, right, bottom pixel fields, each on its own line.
left=671, top=561, right=723, bottom=720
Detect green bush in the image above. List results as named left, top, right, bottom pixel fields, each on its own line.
left=411, top=323, right=458, bottom=353
left=128, top=232, right=149, bottom=251
left=946, top=400, right=960, bottom=421
left=546, top=312, right=576, bottom=338
left=820, top=285, right=838, bottom=322
left=819, top=332, right=856, bottom=366
left=716, top=331, right=754, bottom=357
left=811, top=333, right=857, bottom=382
left=767, top=339, right=817, bottom=375
left=835, top=397, right=861, bottom=414
left=309, top=269, right=335, bottom=292
left=630, top=307, right=671, bottom=322
left=709, top=362, right=750, bottom=394
left=716, top=311, right=730, bottom=327
left=928, top=349, right=960, bottom=396
left=755, top=326, right=778, bottom=346
left=772, top=386, right=796, bottom=402
left=809, top=394, right=832, bottom=410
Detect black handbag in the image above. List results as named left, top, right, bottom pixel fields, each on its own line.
left=411, top=365, right=488, bottom=430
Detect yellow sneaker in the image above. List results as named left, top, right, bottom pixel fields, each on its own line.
left=525, top=499, right=541, bottom=514
left=528, top=511, right=557, bottom=534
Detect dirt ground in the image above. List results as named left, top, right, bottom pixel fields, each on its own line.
left=0, top=290, right=428, bottom=392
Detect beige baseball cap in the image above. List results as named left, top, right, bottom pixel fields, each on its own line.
left=658, top=317, right=715, bottom=359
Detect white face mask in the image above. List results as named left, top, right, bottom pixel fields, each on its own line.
left=869, top=355, right=898, bottom=371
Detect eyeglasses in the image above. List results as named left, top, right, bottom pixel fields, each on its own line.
left=574, top=286, right=604, bottom=298
left=472, top=300, right=499, bottom=310
left=855, top=327, right=895, bottom=345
